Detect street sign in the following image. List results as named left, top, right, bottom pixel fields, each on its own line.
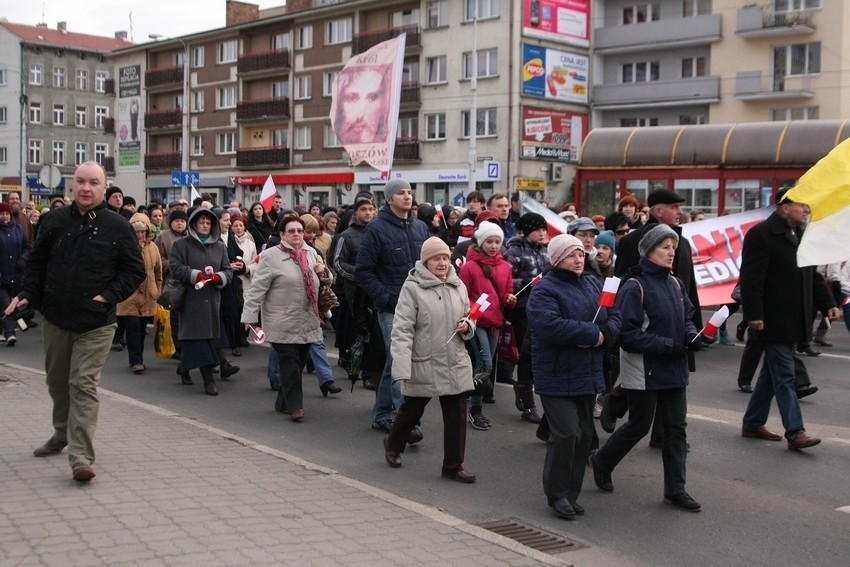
left=171, top=171, right=201, bottom=186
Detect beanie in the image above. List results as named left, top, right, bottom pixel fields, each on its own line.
left=548, top=234, right=584, bottom=267
left=0, top=202, right=12, bottom=214
left=595, top=230, right=617, bottom=253
left=474, top=210, right=498, bottom=226
left=123, top=196, right=136, bottom=207
left=168, top=210, right=189, bottom=224
left=299, top=213, right=320, bottom=232
left=638, top=224, right=679, bottom=258
left=517, top=212, right=548, bottom=236
left=420, top=236, right=451, bottom=263
left=353, top=192, right=374, bottom=210
left=474, top=222, right=503, bottom=245
left=105, top=186, right=123, bottom=200
left=384, top=178, right=410, bottom=202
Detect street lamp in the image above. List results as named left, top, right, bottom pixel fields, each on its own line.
left=149, top=33, right=189, bottom=193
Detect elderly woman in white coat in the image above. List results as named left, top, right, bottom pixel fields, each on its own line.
left=383, top=237, right=478, bottom=483
left=241, top=214, right=330, bottom=422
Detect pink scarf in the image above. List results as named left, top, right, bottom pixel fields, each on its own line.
left=283, top=243, right=320, bottom=319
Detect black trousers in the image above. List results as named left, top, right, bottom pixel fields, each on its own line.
left=386, top=393, right=468, bottom=473
left=273, top=343, right=310, bottom=413
left=540, top=395, right=595, bottom=505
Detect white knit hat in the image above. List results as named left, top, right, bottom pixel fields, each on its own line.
left=474, top=222, right=503, bottom=245
left=548, top=234, right=584, bottom=266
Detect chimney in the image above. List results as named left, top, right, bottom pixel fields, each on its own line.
left=114, top=31, right=128, bottom=40
left=226, top=0, right=260, bottom=26
left=57, top=21, right=67, bottom=32
left=36, top=22, right=48, bottom=28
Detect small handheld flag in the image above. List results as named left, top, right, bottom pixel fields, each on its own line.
left=691, top=305, right=730, bottom=342
left=516, top=274, right=543, bottom=296
left=591, top=277, right=621, bottom=323
left=194, top=266, right=216, bottom=290
left=260, top=175, right=277, bottom=213
left=446, top=294, right=491, bottom=343
left=247, top=325, right=266, bottom=344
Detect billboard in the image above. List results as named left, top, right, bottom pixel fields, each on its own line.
left=522, top=0, right=590, bottom=48
left=522, top=44, right=588, bottom=105
left=117, top=65, right=141, bottom=170
left=520, top=106, right=587, bottom=162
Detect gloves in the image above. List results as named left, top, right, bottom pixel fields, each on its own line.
left=195, top=272, right=209, bottom=284
left=686, top=335, right=702, bottom=352
left=670, top=343, right=687, bottom=358
left=208, top=273, right=223, bottom=286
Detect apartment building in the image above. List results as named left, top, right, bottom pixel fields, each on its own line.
left=0, top=21, right=130, bottom=202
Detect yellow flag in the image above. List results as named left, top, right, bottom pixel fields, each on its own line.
left=786, top=137, right=850, bottom=222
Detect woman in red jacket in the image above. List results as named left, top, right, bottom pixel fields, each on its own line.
left=459, top=223, right=516, bottom=430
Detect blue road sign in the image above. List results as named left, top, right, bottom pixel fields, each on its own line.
left=171, top=171, right=201, bottom=186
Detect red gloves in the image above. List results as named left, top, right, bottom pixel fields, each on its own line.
left=208, top=273, right=223, bottom=286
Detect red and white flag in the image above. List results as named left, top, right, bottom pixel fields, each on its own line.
left=259, top=175, right=277, bottom=213
left=599, top=277, right=621, bottom=308
left=446, top=293, right=491, bottom=343
left=701, top=305, right=730, bottom=338
left=517, top=274, right=543, bottom=296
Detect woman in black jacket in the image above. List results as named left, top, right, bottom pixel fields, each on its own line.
left=247, top=202, right=274, bottom=251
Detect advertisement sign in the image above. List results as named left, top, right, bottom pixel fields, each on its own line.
left=522, top=44, right=588, bottom=104
left=117, top=65, right=141, bottom=170
left=520, top=106, right=587, bottom=162
left=522, top=0, right=590, bottom=48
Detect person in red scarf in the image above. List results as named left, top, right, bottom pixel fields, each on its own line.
left=459, top=223, right=516, bottom=430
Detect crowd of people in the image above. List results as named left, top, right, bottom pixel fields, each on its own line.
left=1, top=166, right=843, bottom=519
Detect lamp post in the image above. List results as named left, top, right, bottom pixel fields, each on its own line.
left=149, top=33, right=189, bottom=195
left=467, top=6, right=478, bottom=194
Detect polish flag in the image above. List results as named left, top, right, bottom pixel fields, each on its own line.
left=468, top=293, right=491, bottom=321
left=260, top=175, right=277, bottom=213
left=531, top=274, right=543, bottom=287
left=599, top=277, right=621, bottom=308
left=702, top=305, right=730, bottom=338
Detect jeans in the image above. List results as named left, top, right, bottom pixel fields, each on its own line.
left=267, top=341, right=333, bottom=387
left=123, top=316, right=146, bottom=366
left=469, top=326, right=497, bottom=409
left=373, top=310, right=403, bottom=423
left=743, top=341, right=804, bottom=439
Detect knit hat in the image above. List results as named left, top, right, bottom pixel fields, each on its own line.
left=595, top=230, right=617, bottom=252
left=638, top=224, right=679, bottom=258
left=474, top=222, right=503, bottom=245
left=384, top=178, right=410, bottom=202
left=474, top=210, right=498, bottom=226
left=300, top=213, right=320, bottom=232
left=548, top=234, right=584, bottom=267
left=0, top=202, right=12, bottom=214
left=168, top=210, right=189, bottom=224
left=517, top=212, right=547, bottom=236
left=123, top=196, right=136, bottom=207
left=567, top=216, right=599, bottom=235
left=353, top=191, right=374, bottom=210
left=420, top=236, right=451, bottom=263
left=105, top=186, right=123, bottom=200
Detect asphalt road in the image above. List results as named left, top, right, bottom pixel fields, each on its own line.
left=4, top=313, right=850, bottom=566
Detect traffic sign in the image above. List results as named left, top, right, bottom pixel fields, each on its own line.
left=171, top=171, right=201, bottom=186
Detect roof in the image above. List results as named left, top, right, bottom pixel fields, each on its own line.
left=578, top=120, right=850, bottom=169
left=0, top=21, right=133, bottom=53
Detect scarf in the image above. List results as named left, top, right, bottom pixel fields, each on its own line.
left=282, top=242, right=320, bottom=319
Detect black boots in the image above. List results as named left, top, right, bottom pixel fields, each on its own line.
left=514, top=382, right=541, bottom=423
left=200, top=365, right=218, bottom=396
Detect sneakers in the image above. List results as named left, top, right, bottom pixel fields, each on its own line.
left=468, top=409, right=491, bottom=431
left=131, top=363, right=145, bottom=374
left=718, top=330, right=735, bottom=346
left=33, top=436, right=67, bottom=457
left=593, top=394, right=603, bottom=418
left=371, top=419, right=393, bottom=434
left=521, top=408, right=542, bottom=424
left=664, top=492, right=701, bottom=512
left=5, top=335, right=16, bottom=347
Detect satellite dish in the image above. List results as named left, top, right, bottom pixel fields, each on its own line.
left=39, top=165, right=63, bottom=188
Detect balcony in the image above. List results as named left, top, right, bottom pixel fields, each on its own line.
left=103, top=117, right=115, bottom=135
left=593, top=76, right=720, bottom=108
left=735, top=71, right=814, bottom=101
left=352, top=24, right=420, bottom=55
left=144, top=152, right=182, bottom=171
left=400, top=81, right=420, bottom=105
left=104, top=79, right=116, bottom=95
left=145, top=65, right=183, bottom=89
left=595, top=14, right=721, bottom=54
left=100, top=156, right=115, bottom=174
left=736, top=6, right=816, bottom=38
left=236, top=146, right=290, bottom=169
left=236, top=97, right=290, bottom=121
left=237, top=48, right=290, bottom=75
left=144, top=109, right=182, bottom=129
left=395, top=138, right=420, bottom=161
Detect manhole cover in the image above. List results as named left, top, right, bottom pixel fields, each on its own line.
left=478, top=518, right=584, bottom=554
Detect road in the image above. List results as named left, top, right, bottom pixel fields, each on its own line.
left=4, top=313, right=850, bottom=566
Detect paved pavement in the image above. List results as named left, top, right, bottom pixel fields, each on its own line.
left=0, top=362, right=565, bottom=567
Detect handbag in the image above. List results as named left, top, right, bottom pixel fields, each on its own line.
left=156, top=279, right=186, bottom=312
left=497, top=322, right=520, bottom=365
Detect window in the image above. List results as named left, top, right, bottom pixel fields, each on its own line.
left=295, top=126, right=311, bottom=150
left=0, top=147, right=6, bottom=163
left=271, top=80, right=289, bottom=98
left=295, top=75, right=312, bottom=99
left=94, top=143, right=108, bottom=164
left=465, top=0, right=499, bottom=20
left=0, top=106, right=6, bottom=123
left=53, top=66, right=66, bottom=88
left=192, top=90, right=205, bottom=112
left=217, top=85, right=237, bottom=109
left=171, top=136, right=182, bottom=153
left=426, top=56, right=447, bottom=84
left=95, top=106, right=109, bottom=129
left=53, top=141, right=65, bottom=165
left=271, top=32, right=290, bottom=50
left=322, top=71, right=337, bottom=97
left=679, top=114, right=707, bottom=125
left=29, top=102, right=42, bottom=123
left=427, top=0, right=449, bottom=28
left=775, top=0, right=820, bottom=11
left=295, top=26, right=313, bottom=49
left=620, top=117, right=659, bottom=127
left=75, top=142, right=88, bottom=165
left=623, top=3, right=661, bottom=24
left=402, top=62, right=419, bottom=84
left=75, top=69, right=88, bottom=90
left=272, top=128, right=288, bottom=147
left=191, top=46, right=205, bottom=68
left=218, top=40, right=238, bottom=64
left=681, top=57, right=707, bottom=78
left=324, top=123, right=341, bottom=148
left=771, top=106, right=819, bottom=121
left=325, top=18, right=352, bottom=45
left=95, top=71, right=108, bottom=92
left=398, top=117, right=418, bottom=139
left=463, top=48, right=498, bottom=79
left=29, top=139, right=43, bottom=164
left=425, top=113, right=447, bottom=140
left=29, top=64, right=43, bottom=85
left=0, top=68, right=6, bottom=86
left=192, top=135, right=205, bottom=156
left=392, top=9, right=420, bottom=27
left=461, top=108, right=497, bottom=138
left=216, top=132, right=236, bottom=154
left=172, top=51, right=185, bottom=66
left=53, top=104, right=65, bottom=125
left=774, top=42, right=820, bottom=76
left=75, top=106, right=87, bottom=127
left=683, top=0, right=712, bottom=16
left=622, top=61, right=660, bottom=83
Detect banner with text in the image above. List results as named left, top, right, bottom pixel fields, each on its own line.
left=117, top=65, right=141, bottom=170
left=522, top=44, right=589, bottom=105
left=522, top=0, right=590, bottom=48
left=521, top=106, right=587, bottom=162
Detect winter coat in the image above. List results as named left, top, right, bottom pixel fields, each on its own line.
left=504, top=235, right=549, bottom=310
left=391, top=262, right=475, bottom=397
left=355, top=205, right=429, bottom=313
left=332, top=220, right=368, bottom=300
left=240, top=243, right=323, bottom=345
left=527, top=268, right=620, bottom=397
left=0, top=219, right=30, bottom=286
left=233, top=232, right=257, bottom=294
left=740, top=210, right=835, bottom=343
left=458, top=246, right=514, bottom=329
left=313, top=231, right=332, bottom=260
left=168, top=208, right=232, bottom=341
left=117, top=213, right=163, bottom=317
left=218, top=231, right=245, bottom=319
left=617, top=258, right=697, bottom=391
left=247, top=215, right=274, bottom=251
left=155, top=228, right=186, bottom=264
left=19, top=201, right=145, bottom=333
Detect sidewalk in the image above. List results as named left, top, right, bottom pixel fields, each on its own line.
left=0, top=362, right=562, bottom=567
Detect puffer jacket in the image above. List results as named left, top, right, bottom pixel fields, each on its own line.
left=0, top=219, right=30, bottom=285
left=618, top=258, right=697, bottom=391
left=117, top=213, right=163, bottom=317
left=458, top=246, right=513, bottom=329
left=527, top=268, right=621, bottom=397
left=504, top=235, right=549, bottom=309
left=391, top=262, right=475, bottom=397
left=332, top=220, right=368, bottom=300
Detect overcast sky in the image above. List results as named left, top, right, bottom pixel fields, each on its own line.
left=1, top=0, right=283, bottom=43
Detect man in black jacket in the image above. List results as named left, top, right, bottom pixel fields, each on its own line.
left=5, top=161, right=145, bottom=482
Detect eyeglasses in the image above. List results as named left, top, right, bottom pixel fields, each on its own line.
left=615, top=229, right=629, bottom=235
left=285, top=228, right=304, bottom=234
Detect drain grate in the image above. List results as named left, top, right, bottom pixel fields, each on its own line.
left=478, top=518, right=583, bottom=554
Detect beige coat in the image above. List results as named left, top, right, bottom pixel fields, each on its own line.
left=241, top=243, right=323, bottom=345
left=391, top=262, right=475, bottom=397
left=117, top=212, right=163, bottom=317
